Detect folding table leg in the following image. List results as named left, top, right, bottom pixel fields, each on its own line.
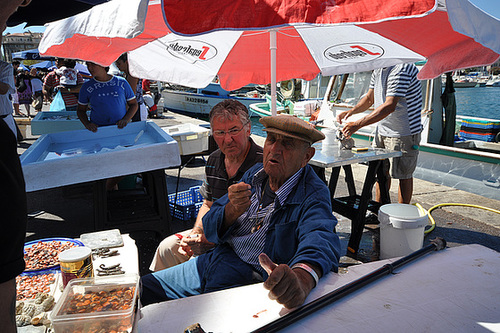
left=346, top=160, right=381, bottom=256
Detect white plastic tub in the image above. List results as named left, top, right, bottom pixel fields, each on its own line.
left=162, top=123, right=209, bottom=155
left=378, top=204, right=429, bottom=259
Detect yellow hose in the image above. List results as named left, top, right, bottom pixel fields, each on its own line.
left=415, top=203, right=500, bottom=234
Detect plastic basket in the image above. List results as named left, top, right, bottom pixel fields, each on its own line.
left=168, top=187, right=203, bottom=221
left=190, top=186, right=203, bottom=202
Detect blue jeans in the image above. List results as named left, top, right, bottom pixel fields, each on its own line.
left=140, top=244, right=260, bottom=306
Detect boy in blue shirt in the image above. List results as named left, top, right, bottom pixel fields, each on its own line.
left=77, top=62, right=138, bottom=132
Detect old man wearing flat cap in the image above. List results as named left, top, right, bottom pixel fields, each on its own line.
left=141, top=115, right=341, bottom=309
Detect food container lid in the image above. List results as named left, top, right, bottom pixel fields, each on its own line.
left=59, top=246, right=91, bottom=263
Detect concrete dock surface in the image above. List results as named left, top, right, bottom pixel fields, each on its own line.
left=15, top=108, right=500, bottom=274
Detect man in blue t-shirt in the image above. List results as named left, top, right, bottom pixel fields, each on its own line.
left=77, top=62, right=138, bottom=132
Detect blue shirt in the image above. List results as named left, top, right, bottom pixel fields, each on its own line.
left=78, top=75, right=135, bottom=126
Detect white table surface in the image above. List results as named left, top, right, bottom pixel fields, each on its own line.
left=309, top=144, right=402, bottom=168
left=137, top=244, right=500, bottom=333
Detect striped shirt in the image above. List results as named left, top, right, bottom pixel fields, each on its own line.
left=228, top=167, right=304, bottom=274
left=43, top=70, right=84, bottom=108
left=199, top=138, right=263, bottom=202
left=370, top=63, right=422, bottom=137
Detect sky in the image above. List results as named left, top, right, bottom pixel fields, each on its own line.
left=2, top=0, right=500, bottom=35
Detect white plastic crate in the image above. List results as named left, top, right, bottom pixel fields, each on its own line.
left=162, top=123, right=209, bottom=155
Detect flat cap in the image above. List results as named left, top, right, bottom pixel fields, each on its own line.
left=259, top=115, right=325, bottom=144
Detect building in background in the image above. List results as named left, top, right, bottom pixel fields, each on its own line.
left=1, top=31, right=42, bottom=62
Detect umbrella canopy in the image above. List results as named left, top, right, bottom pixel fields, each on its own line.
left=12, top=48, right=54, bottom=61
left=41, top=0, right=500, bottom=83
left=30, top=60, right=56, bottom=69
left=40, top=0, right=500, bottom=114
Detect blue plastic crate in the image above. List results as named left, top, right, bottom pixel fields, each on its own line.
left=194, top=201, right=203, bottom=217
left=190, top=186, right=203, bottom=203
left=168, top=190, right=196, bottom=221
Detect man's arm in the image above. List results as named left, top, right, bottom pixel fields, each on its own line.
left=0, top=82, right=9, bottom=94
left=178, top=200, right=215, bottom=256
left=77, top=103, right=97, bottom=132
left=336, top=88, right=374, bottom=124
left=341, top=95, right=399, bottom=138
left=116, top=98, right=138, bottom=128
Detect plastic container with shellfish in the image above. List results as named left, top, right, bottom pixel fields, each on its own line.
left=50, top=274, right=139, bottom=333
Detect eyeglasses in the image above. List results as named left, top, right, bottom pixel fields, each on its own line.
left=212, top=121, right=249, bottom=137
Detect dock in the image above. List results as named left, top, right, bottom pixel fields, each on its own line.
left=15, top=109, right=500, bottom=275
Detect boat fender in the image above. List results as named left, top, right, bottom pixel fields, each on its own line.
left=411, top=145, right=419, bottom=150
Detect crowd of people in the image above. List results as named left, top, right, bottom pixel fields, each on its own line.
left=5, top=55, right=161, bottom=140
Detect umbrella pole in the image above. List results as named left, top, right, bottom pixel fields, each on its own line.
left=251, top=238, right=447, bottom=333
left=270, top=29, right=277, bottom=116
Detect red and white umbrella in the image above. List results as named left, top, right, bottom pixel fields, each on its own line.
left=40, top=0, right=500, bottom=115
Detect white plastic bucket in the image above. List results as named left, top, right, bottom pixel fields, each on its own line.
left=378, top=204, right=428, bottom=259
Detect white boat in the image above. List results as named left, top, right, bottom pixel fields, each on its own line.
left=485, top=76, right=500, bottom=87
left=160, top=82, right=267, bottom=117
left=314, top=71, right=500, bottom=200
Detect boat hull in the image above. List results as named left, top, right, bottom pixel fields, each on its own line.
left=162, top=90, right=265, bottom=117
left=351, top=132, right=500, bottom=200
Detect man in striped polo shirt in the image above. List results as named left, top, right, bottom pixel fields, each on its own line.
left=337, top=63, right=422, bottom=204
left=149, top=100, right=263, bottom=271
left=141, top=115, right=341, bottom=309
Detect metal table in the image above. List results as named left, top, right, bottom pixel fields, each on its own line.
left=308, top=144, right=401, bottom=256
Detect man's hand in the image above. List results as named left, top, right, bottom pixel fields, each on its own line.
left=336, top=110, right=351, bottom=124
left=116, top=118, right=131, bottom=129
left=224, top=182, right=252, bottom=223
left=341, top=120, right=362, bottom=138
left=85, top=122, right=98, bottom=132
left=178, top=230, right=215, bottom=257
left=259, top=253, right=314, bottom=309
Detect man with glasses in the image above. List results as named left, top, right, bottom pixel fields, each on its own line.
left=141, top=115, right=341, bottom=309
left=150, top=99, right=263, bottom=271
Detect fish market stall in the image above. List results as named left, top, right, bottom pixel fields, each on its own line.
left=20, top=121, right=181, bottom=235
left=30, top=111, right=87, bottom=135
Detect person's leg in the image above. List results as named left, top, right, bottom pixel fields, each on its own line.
left=140, top=257, right=202, bottom=306
left=0, top=279, right=17, bottom=333
left=373, top=133, right=391, bottom=203
left=149, top=230, right=191, bottom=272
left=398, top=178, right=413, bottom=204
left=390, top=134, right=420, bottom=204
left=24, top=103, right=30, bottom=117
left=12, top=93, right=21, bottom=115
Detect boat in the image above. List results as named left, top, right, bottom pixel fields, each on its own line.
left=159, top=82, right=267, bottom=117
left=313, top=71, right=500, bottom=200
left=485, top=76, right=500, bottom=87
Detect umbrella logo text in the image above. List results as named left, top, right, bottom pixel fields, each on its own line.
left=167, top=40, right=217, bottom=64
left=324, top=43, right=384, bottom=63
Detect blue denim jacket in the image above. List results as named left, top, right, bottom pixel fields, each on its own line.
left=203, top=163, right=341, bottom=278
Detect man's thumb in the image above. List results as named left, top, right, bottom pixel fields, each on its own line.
left=259, top=253, right=277, bottom=275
